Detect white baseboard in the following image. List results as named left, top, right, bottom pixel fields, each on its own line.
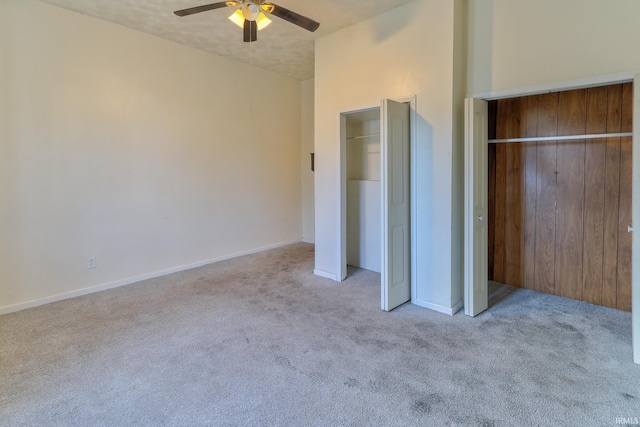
left=314, top=269, right=338, bottom=281
left=0, top=239, right=302, bottom=316
left=412, top=299, right=463, bottom=316
left=450, top=300, right=464, bottom=315
left=302, top=238, right=315, bottom=244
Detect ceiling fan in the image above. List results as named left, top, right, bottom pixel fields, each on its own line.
left=174, top=1, right=320, bottom=42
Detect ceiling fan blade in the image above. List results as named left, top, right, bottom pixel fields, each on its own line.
left=261, top=3, right=320, bottom=32
left=243, top=19, right=257, bottom=42
left=174, top=1, right=237, bottom=17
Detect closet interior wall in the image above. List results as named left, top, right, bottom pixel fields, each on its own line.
left=488, top=83, right=633, bottom=311
left=346, top=110, right=381, bottom=273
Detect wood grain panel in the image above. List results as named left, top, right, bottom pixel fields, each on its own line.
left=582, top=86, right=608, bottom=305
left=488, top=100, right=498, bottom=141
left=522, top=96, right=539, bottom=290
left=555, top=89, right=586, bottom=300
left=534, top=93, right=559, bottom=294
left=504, top=97, right=527, bottom=287
left=617, top=83, right=633, bottom=311
left=493, top=100, right=508, bottom=283
left=602, top=84, right=622, bottom=309
left=486, top=83, right=632, bottom=311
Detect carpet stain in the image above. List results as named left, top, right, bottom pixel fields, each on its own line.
left=410, top=337, right=430, bottom=349
left=622, top=392, right=636, bottom=400
left=344, top=377, right=359, bottom=388
left=368, top=372, right=402, bottom=393
left=475, top=417, right=498, bottom=427
left=601, top=318, right=631, bottom=340
left=450, top=415, right=498, bottom=426
left=452, top=371, right=486, bottom=388
left=558, top=375, right=577, bottom=386
left=307, top=360, right=333, bottom=382
left=350, top=334, right=394, bottom=351
left=411, top=394, right=443, bottom=414
left=569, top=361, right=588, bottom=373
left=273, top=355, right=294, bottom=371
left=552, top=320, right=580, bottom=333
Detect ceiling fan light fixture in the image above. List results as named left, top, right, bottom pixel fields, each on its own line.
left=256, top=12, right=272, bottom=30
left=229, top=9, right=271, bottom=30
left=229, top=9, right=245, bottom=28
left=175, top=1, right=320, bottom=41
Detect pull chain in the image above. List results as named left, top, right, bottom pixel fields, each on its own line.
left=249, top=34, right=253, bottom=114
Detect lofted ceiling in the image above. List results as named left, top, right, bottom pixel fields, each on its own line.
left=39, top=0, right=415, bottom=80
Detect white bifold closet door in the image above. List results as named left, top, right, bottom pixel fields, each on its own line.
left=464, top=98, right=489, bottom=317
left=381, top=99, right=411, bottom=312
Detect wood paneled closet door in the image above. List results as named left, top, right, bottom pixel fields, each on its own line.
left=487, top=83, right=633, bottom=311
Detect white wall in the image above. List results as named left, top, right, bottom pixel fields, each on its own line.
left=301, top=79, right=315, bottom=243
left=0, top=0, right=302, bottom=313
left=314, top=0, right=465, bottom=313
left=467, top=0, right=640, bottom=95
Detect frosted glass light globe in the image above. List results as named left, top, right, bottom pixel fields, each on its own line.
left=242, top=3, right=260, bottom=21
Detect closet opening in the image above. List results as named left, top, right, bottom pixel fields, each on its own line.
left=340, top=99, right=412, bottom=312
left=486, top=83, right=633, bottom=312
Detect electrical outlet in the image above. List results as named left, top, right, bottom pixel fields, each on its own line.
left=87, top=256, right=96, bottom=269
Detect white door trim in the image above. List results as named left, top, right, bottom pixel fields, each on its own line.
left=633, top=75, right=639, bottom=365
left=465, top=72, right=639, bottom=364
left=467, top=71, right=638, bottom=101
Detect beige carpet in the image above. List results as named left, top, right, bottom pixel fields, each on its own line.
left=0, top=243, right=638, bottom=426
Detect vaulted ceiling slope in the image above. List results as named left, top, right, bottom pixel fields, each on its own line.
left=39, top=0, right=415, bottom=80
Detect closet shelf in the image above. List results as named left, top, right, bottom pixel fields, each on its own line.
left=346, top=133, right=380, bottom=140
left=489, top=132, right=632, bottom=144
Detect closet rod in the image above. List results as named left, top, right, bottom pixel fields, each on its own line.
left=346, top=133, right=380, bottom=140
left=489, top=132, right=632, bottom=144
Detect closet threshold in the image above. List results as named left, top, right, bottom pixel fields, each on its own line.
left=489, top=132, right=632, bottom=144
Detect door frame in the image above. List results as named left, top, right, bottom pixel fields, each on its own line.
left=339, top=95, right=417, bottom=302
left=465, top=71, right=640, bottom=364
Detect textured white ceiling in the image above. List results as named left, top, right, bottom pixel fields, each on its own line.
left=39, top=0, right=414, bottom=80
